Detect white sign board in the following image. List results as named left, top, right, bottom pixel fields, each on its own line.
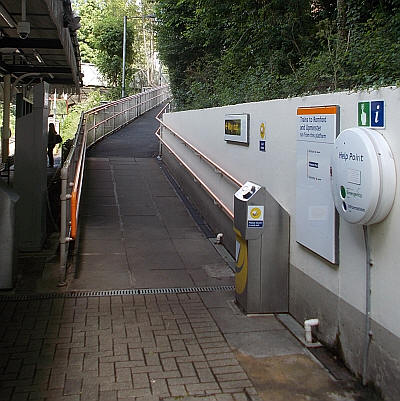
left=296, top=106, right=339, bottom=264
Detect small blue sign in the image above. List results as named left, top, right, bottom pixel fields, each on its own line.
left=248, top=221, right=264, bottom=228
left=308, top=161, right=319, bottom=168
left=370, top=101, right=385, bottom=128
left=259, top=140, right=266, bottom=152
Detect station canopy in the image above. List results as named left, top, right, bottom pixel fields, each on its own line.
left=0, top=0, right=82, bottom=93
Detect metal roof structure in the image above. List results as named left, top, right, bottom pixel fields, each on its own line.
left=0, top=0, right=82, bottom=92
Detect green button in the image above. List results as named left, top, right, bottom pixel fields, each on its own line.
left=340, top=185, right=346, bottom=199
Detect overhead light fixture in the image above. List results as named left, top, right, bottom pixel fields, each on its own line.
left=0, top=4, right=16, bottom=28
left=33, top=49, right=44, bottom=64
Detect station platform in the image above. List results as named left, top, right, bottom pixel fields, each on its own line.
left=0, top=105, right=380, bottom=401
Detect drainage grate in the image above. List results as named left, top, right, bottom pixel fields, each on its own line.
left=0, top=285, right=235, bottom=302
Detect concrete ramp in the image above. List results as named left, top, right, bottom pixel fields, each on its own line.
left=71, top=105, right=233, bottom=291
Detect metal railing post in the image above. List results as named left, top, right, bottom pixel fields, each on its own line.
left=58, top=86, right=169, bottom=284
left=59, top=165, right=71, bottom=285
left=89, top=114, right=95, bottom=145
left=93, top=113, right=97, bottom=141
left=158, top=124, right=163, bottom=159
left=104, top=107, right=110, bottom=137
left=100, top=109, right=105, bottom=138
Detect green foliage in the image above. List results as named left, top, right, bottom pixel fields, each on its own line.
left=155, top=0, right=400, bottom=110
left=73, top=0, right=102, bottom=63
left=93, top=15, right=136, bottom=87
left=0, top=104, right=16, bottom=136
left=74, top=0, right=157, bottom=98
left=60, top=91, right=104, bottom=140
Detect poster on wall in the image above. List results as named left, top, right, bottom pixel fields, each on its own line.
left=296, top=105, right=339, bottom=264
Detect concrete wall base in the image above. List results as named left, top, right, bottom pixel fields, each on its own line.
left=290, top=264, right=400, bottom=401
left=162, top=150, right=236, bottom=255
left=163, top=148, right=400, bottom=401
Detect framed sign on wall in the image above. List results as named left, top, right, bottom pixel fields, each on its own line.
left=224, top=114, right=249, bottom=144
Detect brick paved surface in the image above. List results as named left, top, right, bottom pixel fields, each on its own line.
left=2, top=101, right=381, bottom=401
left=0, top=293, right=259, bottom=401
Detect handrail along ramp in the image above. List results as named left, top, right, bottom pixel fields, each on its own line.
left=59, top=86, right=170, bottom=285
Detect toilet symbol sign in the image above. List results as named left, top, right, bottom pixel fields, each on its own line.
left=358, top=100, right=385, bottom=129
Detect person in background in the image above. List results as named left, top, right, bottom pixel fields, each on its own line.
left=47, top=123, right=58, bottom=168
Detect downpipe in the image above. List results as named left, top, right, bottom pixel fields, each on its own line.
left=304, top=318, right=319, bottom=344
left=362, top=225, right=373, bottom=386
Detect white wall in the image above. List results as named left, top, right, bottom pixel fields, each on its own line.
left=162, top=87, right=400, bottom=338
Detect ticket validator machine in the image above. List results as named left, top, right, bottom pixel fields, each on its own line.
left=234, top=181, right=289, bottom=314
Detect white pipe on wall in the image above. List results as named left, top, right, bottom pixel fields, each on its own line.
left=304, top=318, right=319, bottom=343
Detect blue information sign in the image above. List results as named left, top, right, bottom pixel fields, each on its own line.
left=370, top=101, right=385, bottom=128
left=358, top=100, right=385, bottom=129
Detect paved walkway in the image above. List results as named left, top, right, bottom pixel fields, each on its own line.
left=0, top=105, right=381, bottom=401
left=70, top=104, right=231, bottom=291
left=0, top=293, right=261, bottom=401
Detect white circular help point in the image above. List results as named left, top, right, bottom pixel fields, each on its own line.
left=331, top=127, right=396, bottom=225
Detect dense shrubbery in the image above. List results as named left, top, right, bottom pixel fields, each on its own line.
left=60, top=90, right=103, bottom=140
left=155, top=0, right=400, bottom=110
left=74, top=0, right=152, bottom=98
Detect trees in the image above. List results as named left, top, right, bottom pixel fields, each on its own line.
left=74, top=0, right=155, bottom=98
left=155, top=0, right=400, bottom=110
left=92, top=12, right=136, bottom=89
left=73, top=0, right=101, bottom=64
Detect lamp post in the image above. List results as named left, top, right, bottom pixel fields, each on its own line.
left=122, top=16, right=127, bottom=98
left=121, top=14, right=156, bottom=98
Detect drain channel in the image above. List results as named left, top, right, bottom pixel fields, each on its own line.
left=0, top=285, right=235, bottom=302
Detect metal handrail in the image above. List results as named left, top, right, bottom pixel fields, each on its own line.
left=87, top=93, right=165, bottom=132
left=87, top=91, right=162, bottom=116
left=59, top=85, right=170, bottom=285
left=155, top=127, right=234, bottom=220
left=155, top=103, right=243, bottom=220
left=155, top=105, right=243, bottom=188
left=86, top=91, right=143, bottom=115
left=70, top=125, right=87, bottom=239
left=59, top=112, right=85, bottom=285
